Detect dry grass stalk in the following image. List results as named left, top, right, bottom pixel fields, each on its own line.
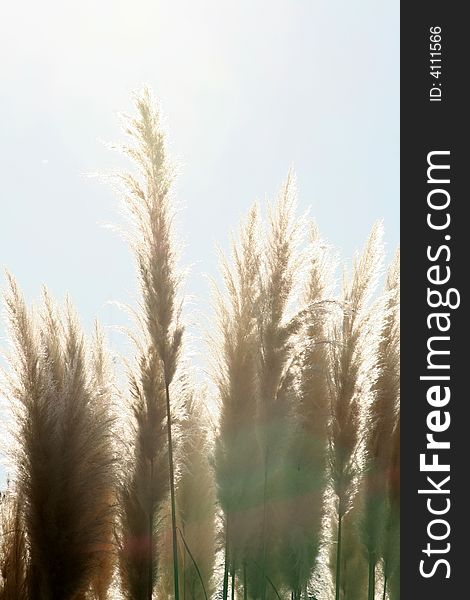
left=158, top=388, right=216, bottom=600
left=118, top=348, right=169, bottom=600
left=361, top=249, right=400, bottom=600
left=254, top=173, right=305, bottom=600
left=0, top=493, right=27, bottom=600
left=0, top=89, right=401, bottom=600
left=382, top=419, right=400, bottom=600
left=115, top=88, right=184, bottom=600
left=327, top=223, right=384, bottom=600
left=177, top=392, right=216, bottom=600
left=212, top=205, right=263, bottom=600
left=276, top=226, right=333, bottom=599
left=3, top=276, right=115, bottom=600
left=88, top=326, right=117, bottom=600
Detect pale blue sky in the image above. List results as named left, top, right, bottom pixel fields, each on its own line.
left=0, top=1, right=398, bottom=482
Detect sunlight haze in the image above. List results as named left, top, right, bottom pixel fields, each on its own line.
left=0, top=0, right=398, bottom=486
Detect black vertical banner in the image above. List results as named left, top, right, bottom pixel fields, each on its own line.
left=401, top=3, right=466, bottom=599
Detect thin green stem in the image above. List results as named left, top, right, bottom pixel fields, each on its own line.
left=222, top=525, right=229, bottom=600
left=176, top=527, right=208, bottom=600
left=368, top=555, right=375, bottom=600
left=335, top=513, right=343, bottom=600
left=147, top=459, right=154, bottom=600
left=166, top=382, right=180, bottom=600
left=261, top=450, right=270, bottom=600
left=264, top=573, right=282, bottom=600
left=183, top=524, right=187, bottom=600
left=252, top=559, right=282, bottom=600
left=243, top=563, right=247, bottom=600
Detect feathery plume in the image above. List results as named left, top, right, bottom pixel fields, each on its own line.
left=3, top=276, right=116, bottom=600
left=115, top=88, right=184, bottom=600
left=276, top=226, right=333, bottom=599
left=177, top=392, right=216, bottom=600
left=118, top=348, right=169, bottom=600
left=382, top=419, right=400, bottom=600
left=89, top=325, right=117, bottom=600
left=255, top=173, right=305, bottom=599
left=0, top=493, right=27, bottom=600
left=361, top=250, right=400, bottom=600
left=327, top=223, right=384, bottom=600
left=212, top=205, right=263, bottom=600
left=158, top=388, right=216, bottom=600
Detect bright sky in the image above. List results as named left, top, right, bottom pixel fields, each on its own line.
left=0, top=1, right=398, bottom=483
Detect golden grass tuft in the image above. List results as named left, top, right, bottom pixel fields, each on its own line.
left=3, top=276, right=116, bottom=600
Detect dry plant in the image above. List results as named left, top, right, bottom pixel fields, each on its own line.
left=0, top=89, right=400, bottom=600
left=113, top=88, right=184, bottom=600
left=213, top=174, right=307, bottom=600
left=255, top=174, right=305, bottom=600
left=275, top=226, right=333, bottom=600
left=3, top=276, right=115, bottom=600
left=382, top=419, right=400, bottom=600
left=0, top=493, right=27, bottom=600
left=177, top=391, right=216, bottom=600
left=88, top=326, right=117, bottom=600
left=327, top=223, right=384, bottom=600
left=338, top=505, right=367, bottom=600
left=118, top=348, right=169, bottom=600
left=361, top=250, right=400, bottom=600
left=157, top=387, right=216, bottom=600
left=212, top=205, right=263, bottom=600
